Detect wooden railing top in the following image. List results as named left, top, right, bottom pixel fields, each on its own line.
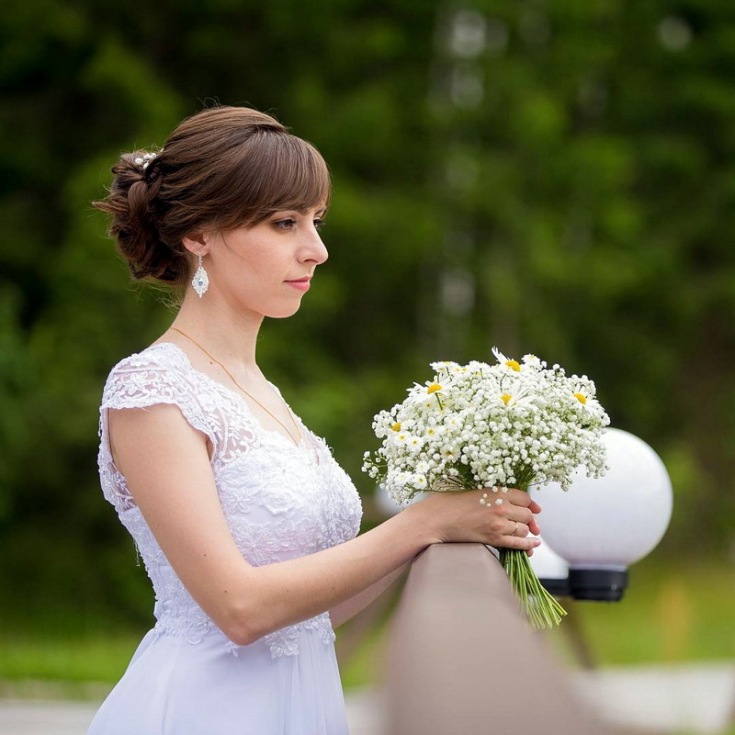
left=384, top=543, right=611, bottom=735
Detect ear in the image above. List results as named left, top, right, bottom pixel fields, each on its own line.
left=181, top=231, right=212, bottom=256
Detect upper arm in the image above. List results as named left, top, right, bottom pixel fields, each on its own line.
left=108, top=404, right=256, bottom=638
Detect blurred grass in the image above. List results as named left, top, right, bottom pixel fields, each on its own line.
left=550, top=552, right=735, bottom=667
left=0, top=632, right=140, bottom=686
left=0, top=553, right=732, bottom=696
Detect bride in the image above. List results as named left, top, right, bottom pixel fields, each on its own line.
left=88, top=104, right=541, bottom=734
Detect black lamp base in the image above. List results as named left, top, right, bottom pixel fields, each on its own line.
left=569, top=568, right=628, bottom=601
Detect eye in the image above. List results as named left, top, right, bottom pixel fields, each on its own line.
left=273, top=218, right=297, bottom=231
left=314, top=218, right=326, bottom=231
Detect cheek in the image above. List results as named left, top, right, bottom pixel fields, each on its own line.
left=224, top=255, right=267, bottom=282
left=239, top=249, right=282, bottom=278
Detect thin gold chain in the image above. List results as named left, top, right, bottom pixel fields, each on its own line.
left=169, top=327, right=302, bottom=445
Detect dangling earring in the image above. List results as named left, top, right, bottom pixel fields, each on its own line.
left=192, top=253, right=209, bottom=298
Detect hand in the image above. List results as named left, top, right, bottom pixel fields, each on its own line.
left=412, top=487, right=542, bottom=555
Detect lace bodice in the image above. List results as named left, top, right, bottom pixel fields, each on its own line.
left=98, top=343, right=363, bottom=658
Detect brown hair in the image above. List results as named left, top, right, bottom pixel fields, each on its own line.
left=94, top=106, right=331, bottom=287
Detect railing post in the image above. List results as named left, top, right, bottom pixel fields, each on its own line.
left=384, top=543, right=608, bottom=735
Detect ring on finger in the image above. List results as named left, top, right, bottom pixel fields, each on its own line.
left=512, top=521, right=519, bottom=536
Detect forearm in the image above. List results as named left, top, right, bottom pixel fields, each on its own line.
left=227, top=509, right=429, bottom=644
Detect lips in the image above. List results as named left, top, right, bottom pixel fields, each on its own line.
left=285, top=277, right=311, bottom=292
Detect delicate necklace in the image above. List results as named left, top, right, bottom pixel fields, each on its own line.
left=169, top=327, right=302, bottom=445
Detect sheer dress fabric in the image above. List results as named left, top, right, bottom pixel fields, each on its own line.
left=88, top=343, right=363, bottom=735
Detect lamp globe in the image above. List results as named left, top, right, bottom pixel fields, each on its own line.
left=530, top=428, right=673, bottom=601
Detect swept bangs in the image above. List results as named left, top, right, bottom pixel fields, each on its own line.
left=209, top=130, right=331, bottom=231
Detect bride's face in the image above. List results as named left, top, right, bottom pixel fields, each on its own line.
left=203, top=207, right=329, bottom=320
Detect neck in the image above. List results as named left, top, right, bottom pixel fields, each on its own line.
left=170, top=290, right=263, bottom=370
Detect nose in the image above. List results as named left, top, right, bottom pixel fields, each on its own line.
left=301, top=225, right=328, bottom=265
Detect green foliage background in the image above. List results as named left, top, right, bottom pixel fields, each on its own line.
left=1, top=0, right=733, bottom=633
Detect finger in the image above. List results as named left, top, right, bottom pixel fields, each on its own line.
left=481, top=491, right=539, bottom=529
left=504, top=488, right=531, bottom=506
left=510, top=490, right=541, bottom=513
left=507, top=520, right=530, bottom=539
left=502, top=535, right=541, bottom=552
left=505, top=489, right=542, bottom=515
left=507, top=491, right=541, bottom=515
left=502, top=505, right=536, bottom=527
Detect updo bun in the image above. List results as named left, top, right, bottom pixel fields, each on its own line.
left=94, top=106, right=331, bottom=288
left=96, top=150, right=187, bottom=285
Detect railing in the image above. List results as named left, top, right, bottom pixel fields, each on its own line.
left=383, top=543, right=611, bottom=735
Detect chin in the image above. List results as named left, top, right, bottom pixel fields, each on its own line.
left=267, top=303, right=303, bottom=320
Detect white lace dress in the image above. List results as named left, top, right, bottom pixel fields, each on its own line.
left=87, top=343, right=363, bottom=735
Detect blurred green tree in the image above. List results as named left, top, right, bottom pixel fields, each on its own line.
left=0, top=0, right=733, bottom=629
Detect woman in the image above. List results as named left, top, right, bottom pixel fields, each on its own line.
left=89, top=105, right=542, bottom=734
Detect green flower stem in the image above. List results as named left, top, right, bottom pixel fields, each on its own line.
left=499, top=547, right=567, bottom=630
left=497, top=477, right=567, bottom=629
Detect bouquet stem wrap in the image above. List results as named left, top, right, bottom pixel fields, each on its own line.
left=364, top=349, right=609, bottom=630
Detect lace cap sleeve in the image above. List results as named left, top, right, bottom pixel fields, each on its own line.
left=98, top=345, right=217, bottom=509
left=102, top=347, right=211, bottom=433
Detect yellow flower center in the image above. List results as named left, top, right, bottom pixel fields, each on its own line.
left=391, top=422, right=402, bottom=432
left=505, top=360, right=521, bottom=372
left=427, top=383, right=443, bottom=394
left=501, top=393, right=513, bottom=405
left=573, top=392, right=587, bottom=404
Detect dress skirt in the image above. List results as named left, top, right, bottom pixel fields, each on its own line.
left=87, top=627, right=349, bottom=735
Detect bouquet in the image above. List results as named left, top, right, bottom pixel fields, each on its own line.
left=363, top=348, right=610, bottom=629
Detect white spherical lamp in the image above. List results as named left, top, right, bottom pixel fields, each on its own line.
left=529, top=428, right=673, bottom=601
left=529, top=538, right=570, bottom=597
